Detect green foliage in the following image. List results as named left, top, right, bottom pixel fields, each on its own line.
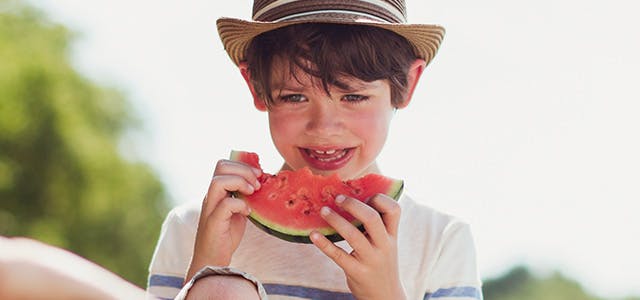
left=483, top=266, right=640, bottom=300
left=0, top=0, right=169, bottom=286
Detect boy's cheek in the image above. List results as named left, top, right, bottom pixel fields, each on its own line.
left=269, top=113, right=306, bottom=134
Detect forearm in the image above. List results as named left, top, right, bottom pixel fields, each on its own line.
left=0, top=237, right=145, bottom=300
left=0, top=261, right=119, bottom=300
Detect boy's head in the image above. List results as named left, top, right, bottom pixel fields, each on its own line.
left=216, top=0, right=446, bottom=178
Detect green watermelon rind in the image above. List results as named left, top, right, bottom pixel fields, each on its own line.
left=246, top=215, right=361, bottom=244
left=230, top=150, right=405, bottom=244
left=245, top=179, right=404, bottom=244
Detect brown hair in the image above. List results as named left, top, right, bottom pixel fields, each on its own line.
left=245, top=23, right=417, bottom=108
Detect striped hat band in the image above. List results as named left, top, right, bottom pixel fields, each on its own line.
left=251, top=0, right=407, bottom=23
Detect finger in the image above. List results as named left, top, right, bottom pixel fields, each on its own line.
left=319, top=206, right=372, bottom=256
left=210, top=197, right=252, bottom=222
left=310, top=230, right=356, bottom=272
left=334, top=194, right=387, bottom=247
left=203, top=175, right=256, bottom=216
left=214, top=159, right=262, bottom=185
left=367, top=194, right=402, bottom=237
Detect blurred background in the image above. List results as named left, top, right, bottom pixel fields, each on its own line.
left=1, top=0, right=639, bottom=299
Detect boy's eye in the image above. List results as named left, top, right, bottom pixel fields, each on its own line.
left=342, top=94, right=369, bottom=102
left=278, top=94, right=307, bottom=103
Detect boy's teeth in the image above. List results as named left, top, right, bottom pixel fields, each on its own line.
left=313, top=149, right=337, bottom=155
left=308, top=148, right=347, bottom=161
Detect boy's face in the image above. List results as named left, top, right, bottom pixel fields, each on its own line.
left=261, top=60, right=395, bottom=180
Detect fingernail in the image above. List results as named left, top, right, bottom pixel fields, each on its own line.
left=320, top=206, right=331, bottom=216
left=254, top=180, right=261, bottom=190
left=252, top=168, right=262, bottom=176
left=247, top=184, right=255, bottom=193
left=335, top=194, right=346, bottom=204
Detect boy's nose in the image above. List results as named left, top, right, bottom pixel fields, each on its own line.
left=305, top=100, right=343, bottom=136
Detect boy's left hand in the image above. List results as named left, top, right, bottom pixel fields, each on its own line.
left=310, top=194, right=406, bottom=300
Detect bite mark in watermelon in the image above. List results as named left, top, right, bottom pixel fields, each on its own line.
left=230, top=150, right=404, bottom=243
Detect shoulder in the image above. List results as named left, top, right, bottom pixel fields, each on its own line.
left=163, top=200, right=202, bottom=229
left=398, top=193, right=472, bottom=237
left=399, top=192, right=477, bottom=254
left=154, top=200, right=201, bottom=249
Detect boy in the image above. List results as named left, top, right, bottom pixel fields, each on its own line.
left=148, top=1, right=482, bottom=299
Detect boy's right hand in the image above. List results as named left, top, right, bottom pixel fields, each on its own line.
left=185, top=159, right=262, bottom=282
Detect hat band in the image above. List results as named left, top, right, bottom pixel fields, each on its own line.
left=252, top=0, right=406, bottom=23
left=273, top=9, right=390, bottom=23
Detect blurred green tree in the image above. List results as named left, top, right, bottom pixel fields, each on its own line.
left=483, top=265, right=640, bottom=300
left=0, top=0, right=169, bottom=286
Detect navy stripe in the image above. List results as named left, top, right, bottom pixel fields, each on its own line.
left=148, top=274, right=184, bottom=289
left=264, top=283, right=355, bottom=299
left=424, top=286, right=482, bottom=299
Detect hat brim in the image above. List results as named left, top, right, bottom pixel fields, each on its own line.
left=217, top=17, right=445, bottom=67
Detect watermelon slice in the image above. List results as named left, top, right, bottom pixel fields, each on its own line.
left=230, top=150, right=404, bottom=243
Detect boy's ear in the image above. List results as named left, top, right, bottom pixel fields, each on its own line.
left=239, top=62, right=267, bottom=111
left=397, top=59, right=427, bottom=109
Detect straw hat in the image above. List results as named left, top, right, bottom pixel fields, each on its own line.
left=216, top=0, right=445, bottom=67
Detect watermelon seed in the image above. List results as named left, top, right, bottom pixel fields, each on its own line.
left=277, top=176, right=288, bottom=189
left=346, top=181, right=363, bottom=195
left=301, top=201, right=315, bottom=216
left=296, top=188, right=310, bottom=201
left=286, top=199, right=296, bottom=208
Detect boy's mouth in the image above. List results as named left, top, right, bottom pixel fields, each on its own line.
left=299, top=147, right=354, bottom=171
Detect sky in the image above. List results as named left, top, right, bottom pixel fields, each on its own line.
left=27, top=0, right=640, bottom=298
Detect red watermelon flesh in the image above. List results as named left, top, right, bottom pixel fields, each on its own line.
left=231, top=150, right=404, bottom=243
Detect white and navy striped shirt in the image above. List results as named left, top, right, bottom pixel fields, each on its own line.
left=147, top=192, right=482, bottom=300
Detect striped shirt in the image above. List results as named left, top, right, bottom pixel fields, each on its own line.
left=147, top=192, right=483, bottom=299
